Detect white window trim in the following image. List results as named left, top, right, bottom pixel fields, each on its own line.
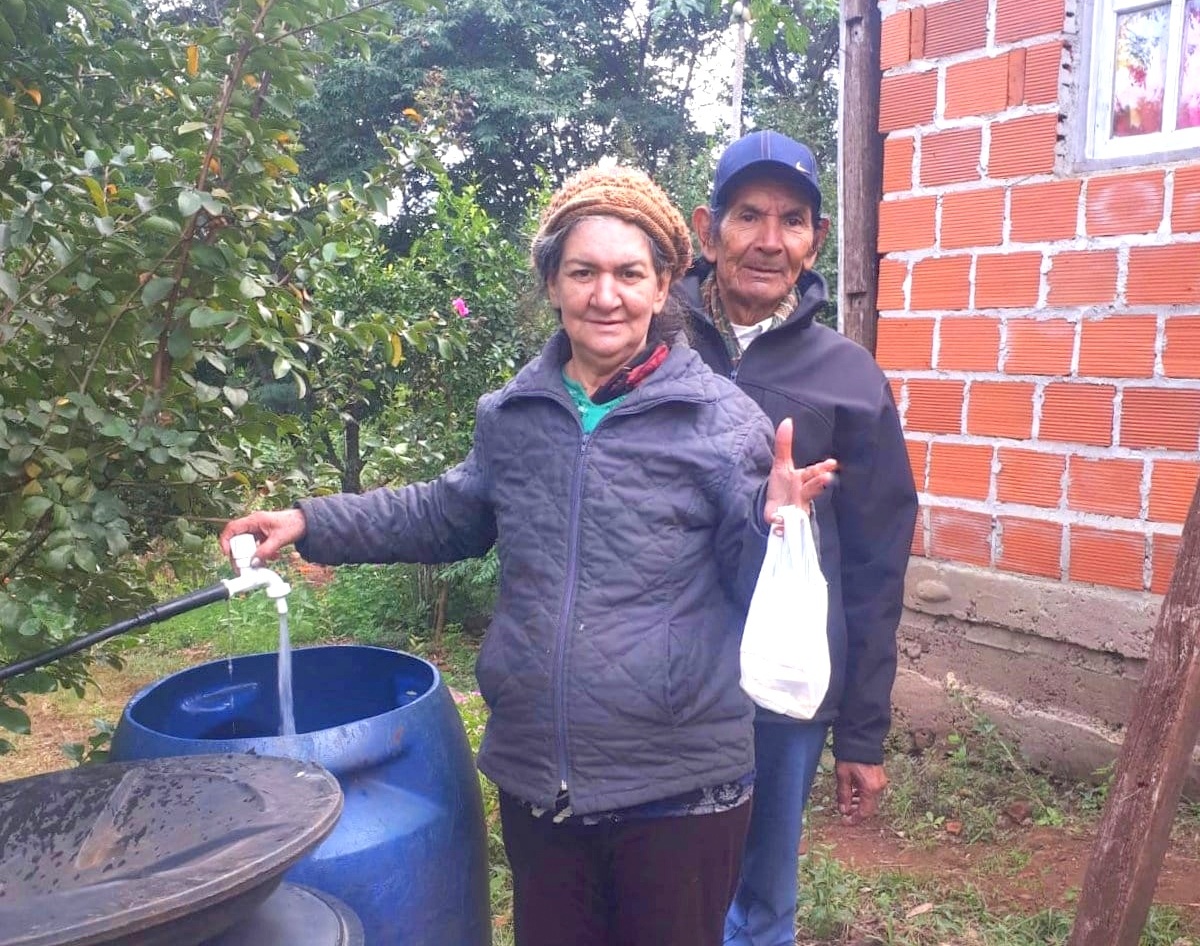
left=1075, top=0, right=1200, bottom=169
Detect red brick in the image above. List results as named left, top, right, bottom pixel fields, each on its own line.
left=945, top=55, right=1014, bottom=120
left=1006, top=49, right=1027, bottom=107
left=878, top=196, right=937, bottom=252
left=1127, top=245, right=1200, bottom=305
left=1085, top=171, right=1165, bottom=238
left=1149, top=459, right=1200, bottom=524
left=923, top=0, right=988, bottom=57
left=1171, top=165, right=1200, bottom=233
left=920, top=127, right=983, bottom=187
left=941, top=189, right=1005, bottom=249
left=1010, top=179, right=1080, bottom=242
left=1023, top=42, right=1063, bottom=106
left=1040, top=384, right=1115, bottom=446
left=912, top=510, right=928, bottom=556
left=999, top=517, right=1063, bottom=579
left=996, top=448, right=1065, bottom=507
left=1151, top=533, right=1181, bottom=594
left=1046, top=250, right=1119, bottom=306
left=1121, top=388, right=1200, bottom=451
left=928, top=442, right=993, bottom=500
left=967, top=381, right=1035, bottom=438
left=910, top=256, right=971, bottom=311
left=881, top=10, right=913, bottom=70
left=1077, top=316, right=1157, bottom=379
left=889, top=377, right=904, bottom=408
left=1069, top=526, right=1145, bottom=591
left=909, top=7, right=927, bottom=59
left=996, top=0, right=1065, bottom=43
left=1006, top=319, right=1075, bottom=376
left=907, top=379, right=966, bottom=434
left=1067, top=456, right=1143, bottom=518
left=929, top=507, right=993, bottom=566
left=975, top=253, right=1042, bottom=309
left=938, top=317, right=1000, bottom=371
left=877, top=258, right=907, bottom=311
left=1164, top=315, right=1200, bottom=379
left=883, top=136, right=915, bottom=194
left=876, top=317, right=935, bottom=370
left=906, top=440, right=929, bottom=491
left=989, top=113, right=1058, bottom=178
left=880, top=72, right=938, bottom=133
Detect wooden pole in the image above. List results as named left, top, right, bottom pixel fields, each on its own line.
left=838, top=0, right=884, bottom=353
left=1069, top=481, right=1200, bottom=946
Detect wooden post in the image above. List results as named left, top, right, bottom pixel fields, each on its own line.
left=838, top=0, right=884, bottom=354
left=1069, top=481, right=1200, bottom=946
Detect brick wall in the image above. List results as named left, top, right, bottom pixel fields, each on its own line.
left=876, top=0, right=1200, bottom=596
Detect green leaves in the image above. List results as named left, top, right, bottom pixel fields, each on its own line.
left=141, top=276, right=176, bottom=306
left=238, top=275, right=266, bottom=299
left=0, top=269, right=18, bottom=302
left=0, top=705, right=31, bottom=736
left=0, top=0, right=394, bottom=743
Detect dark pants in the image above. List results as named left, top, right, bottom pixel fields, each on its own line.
left=499, top=791, right=752, bottom=946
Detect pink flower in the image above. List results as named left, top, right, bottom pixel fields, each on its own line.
left=451, top=297, right=470, bottom=318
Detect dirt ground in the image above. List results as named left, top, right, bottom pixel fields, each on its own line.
left=1, top=651, right=203, bottom=781
left=806, top=812, right=1200, bottom=927
left=6, top=663, right=1200, bottom=932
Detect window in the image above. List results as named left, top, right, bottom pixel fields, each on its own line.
left=1083, top=0, right=1200, bottom=163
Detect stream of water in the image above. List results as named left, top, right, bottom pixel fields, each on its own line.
left=278, top=612, right=296, bottom=736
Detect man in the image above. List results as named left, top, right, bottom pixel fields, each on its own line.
left=676, top=129, right=918, bottom=946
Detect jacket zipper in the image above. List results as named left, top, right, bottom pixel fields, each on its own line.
left=514, top=384, right=707, bottom=802
left=552, top=431, right=591, bottom=792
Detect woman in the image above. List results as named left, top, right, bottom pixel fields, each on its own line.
left=220, top=165, right=835, bottom=946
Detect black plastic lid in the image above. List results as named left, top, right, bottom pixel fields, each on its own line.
left=0, top=754, right=342, bottom=946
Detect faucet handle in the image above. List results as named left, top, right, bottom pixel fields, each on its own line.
left=229, top=533, right=258, bottom=573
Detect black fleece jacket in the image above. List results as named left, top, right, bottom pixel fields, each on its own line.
left=675, top=262, right=918, bottom=764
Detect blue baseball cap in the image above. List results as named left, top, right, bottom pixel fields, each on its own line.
left=710, top=130, right=822, bottom=217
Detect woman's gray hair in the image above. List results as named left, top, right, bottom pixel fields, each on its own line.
left=531, top=214, right=674, bottom=287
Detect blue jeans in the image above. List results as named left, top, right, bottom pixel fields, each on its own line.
left=724, top=720, right=830, bottom=946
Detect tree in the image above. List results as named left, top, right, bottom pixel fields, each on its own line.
left=298, top=0, right=730, bottom=232
left=742, top=0, right=839, bottom=163
left=289, top=173, right=540, bottom=495
left=0, top=0, right=413, bottom=747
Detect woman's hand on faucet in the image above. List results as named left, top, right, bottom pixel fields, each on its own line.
left=219, top=509, right=307, bottom=566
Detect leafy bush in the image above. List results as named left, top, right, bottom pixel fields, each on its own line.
left=0, top=0, right=413, bottom=747
left=323, top=564, right=425, bottom=647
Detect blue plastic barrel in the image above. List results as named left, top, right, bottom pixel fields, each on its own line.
left=110, top=644, right=491, bottom=946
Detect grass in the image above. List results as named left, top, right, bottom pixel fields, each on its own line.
left=795, top=847, right=1196, bottom=945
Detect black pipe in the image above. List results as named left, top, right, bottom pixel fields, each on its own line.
left=0, top=582, right=231, bottom=684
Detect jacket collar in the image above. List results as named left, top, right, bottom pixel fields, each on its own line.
left=497, top=329, right=719, bottom=409
left=679, top=257, right=829, bottom=332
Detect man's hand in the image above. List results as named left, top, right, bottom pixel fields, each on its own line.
left=764, top=418, right=837, bottom=525
left=835, top=761, right=887, bottom=825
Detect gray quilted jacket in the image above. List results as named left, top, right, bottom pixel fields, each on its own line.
left=296, top=331, right=774, bottom=815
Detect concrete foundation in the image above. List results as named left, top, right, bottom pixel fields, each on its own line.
left=894, top=559, right=1200, bottom=793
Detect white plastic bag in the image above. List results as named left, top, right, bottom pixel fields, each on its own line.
left=739, top=504, right=831, bottom=720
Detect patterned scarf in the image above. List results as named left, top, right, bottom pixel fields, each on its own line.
left=701, top=272, right=798, bottom=367
left=590, top=342, right=670, bottom=404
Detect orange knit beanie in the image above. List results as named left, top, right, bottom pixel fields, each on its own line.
left=533, top=165, right=693, bottom=280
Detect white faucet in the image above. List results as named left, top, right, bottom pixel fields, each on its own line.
left=222, top=533, right=292, bottom=614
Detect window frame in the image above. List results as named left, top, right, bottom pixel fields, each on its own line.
left=1075, top=0, right=1200, bottom=170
